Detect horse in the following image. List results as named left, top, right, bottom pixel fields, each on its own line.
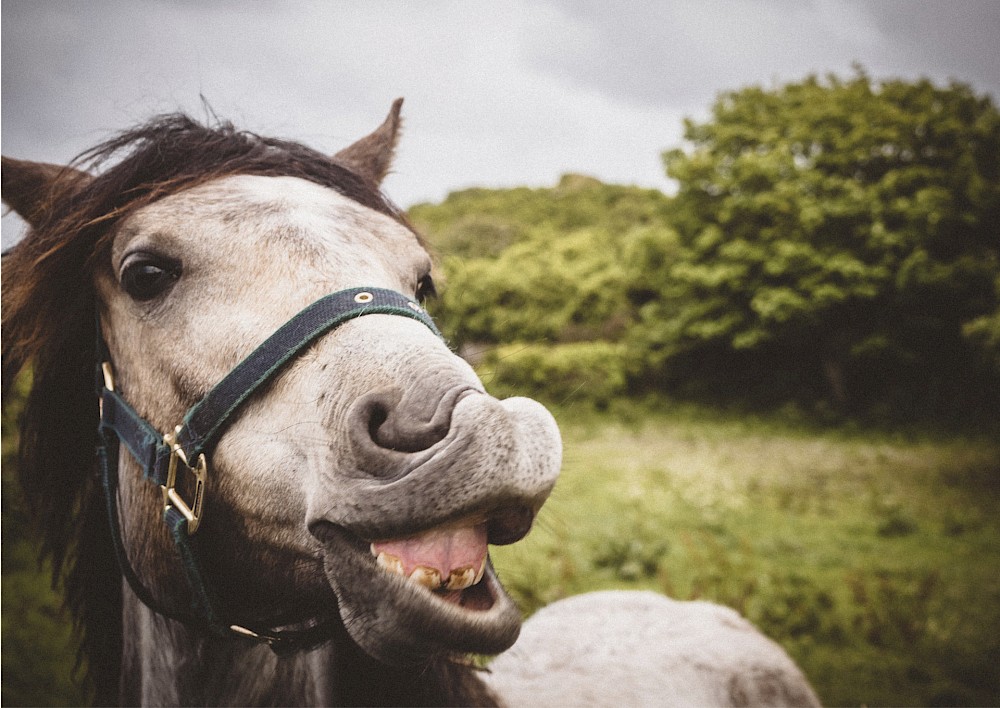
left=2, top=101, right=819, bottom=706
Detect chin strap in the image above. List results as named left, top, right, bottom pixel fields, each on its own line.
left=96, top=287, right=442, bottom=652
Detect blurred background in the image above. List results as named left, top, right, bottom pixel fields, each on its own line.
left=3, top=2, right=999, bottom=705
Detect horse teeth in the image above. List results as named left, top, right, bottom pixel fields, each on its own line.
left=444, top=566, right=476, bottom=590
left=376, top=552, right=405, bottom=576
left=371, top=543, right=487, bottom=591
left=409, top=566, right=442, bottom=590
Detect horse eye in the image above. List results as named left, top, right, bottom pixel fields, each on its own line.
left=121, top=254, right=181, bottom=301
left=416, top=274, right=436, bottom=303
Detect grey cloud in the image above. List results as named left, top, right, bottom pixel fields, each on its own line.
left=3, top=0, right=998, bottom=251
left=523, top=0, right=998, bottom=109
left=865, top=0, right=1000, bottom=92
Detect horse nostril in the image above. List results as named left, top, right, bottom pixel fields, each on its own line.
left=353, top=387, right=473, bottom=456
left=370, top=399, right=449, bottom=454
left=367, top=402, right=390, bottom=444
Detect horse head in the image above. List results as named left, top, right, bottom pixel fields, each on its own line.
left=2, top=101, right=561, bottom=690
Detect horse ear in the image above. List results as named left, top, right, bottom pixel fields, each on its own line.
left=333, top=98, right=404, bottom=186
left=2, top=156, right=92, bottom=228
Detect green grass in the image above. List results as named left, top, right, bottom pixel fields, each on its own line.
left=491, top=407, right=1000, bottom=706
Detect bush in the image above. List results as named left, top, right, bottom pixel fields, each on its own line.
left=475, top=341, right=629, bottom=407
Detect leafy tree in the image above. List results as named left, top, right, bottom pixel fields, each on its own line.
left=434, top=227, right=631, bottom=345
left=477, top=341, right=629, bottom=407
left=412, top=176, right=680, bottom=406
left=652, top=70, right=1000, bottom=416
left=413, top=176, right=678, bottom=347
left=410, top=174, right=675, bottom=261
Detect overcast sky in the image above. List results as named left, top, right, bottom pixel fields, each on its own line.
left=3, top=1, right=999, bottom=247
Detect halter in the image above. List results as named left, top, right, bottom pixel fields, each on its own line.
left=97, top=286, right=442, bottom=652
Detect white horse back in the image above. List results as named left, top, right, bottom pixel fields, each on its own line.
left=486, top=590, right=820, bottom=707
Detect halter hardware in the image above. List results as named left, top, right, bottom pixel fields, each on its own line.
left=96, top=285, right=443, bottom=652
left=102, top=361, right=116, bottom=392
left=162, top=427, right=207, bottom=535
left=228, top=624, right=279, bottom=645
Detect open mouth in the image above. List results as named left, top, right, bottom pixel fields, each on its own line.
left=313, top=512, right=532, bottom=664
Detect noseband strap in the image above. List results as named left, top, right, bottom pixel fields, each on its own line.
left=97, top=286, right=442, bottom=651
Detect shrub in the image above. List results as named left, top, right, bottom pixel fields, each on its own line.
left=475, top=341, right=628, bottom=407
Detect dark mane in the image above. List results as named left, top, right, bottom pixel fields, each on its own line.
left=1, top=114, right=412, bottom=703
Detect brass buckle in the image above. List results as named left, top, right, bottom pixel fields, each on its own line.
left=162, top=426, right=207, bottom=535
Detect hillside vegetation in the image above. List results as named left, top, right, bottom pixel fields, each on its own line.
left=412, top=71, right=1000, bottom=423
left=411, top=175, right=677, bottom=407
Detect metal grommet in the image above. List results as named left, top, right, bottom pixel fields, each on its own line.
left=354, top=291, right=374, bottom=304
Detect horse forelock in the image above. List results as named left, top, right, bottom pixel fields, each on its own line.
left=4, top=112, right=413, bottom=365
left=0, top=112, right=417, bottom=704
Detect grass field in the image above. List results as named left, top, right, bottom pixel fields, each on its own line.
left=3, top=404, right=999, bottom=705
left=491, top=405, right=1000, bottom=706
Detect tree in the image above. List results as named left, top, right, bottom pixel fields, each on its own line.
left=411, top=177, right=681, bottom=406
left=651, top=70, right=1000, bottom=417
left=412, top=176, right=678, bottom=349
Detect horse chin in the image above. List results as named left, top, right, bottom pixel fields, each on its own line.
left=314, top=523, right=522, bottom=665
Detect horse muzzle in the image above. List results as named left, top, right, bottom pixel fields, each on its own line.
left=307, top=391, right=562, bottom=663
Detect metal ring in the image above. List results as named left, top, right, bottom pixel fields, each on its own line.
left=407, top=302, right=422, bottom=312
left=354, top=291, right=374, bottom=304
